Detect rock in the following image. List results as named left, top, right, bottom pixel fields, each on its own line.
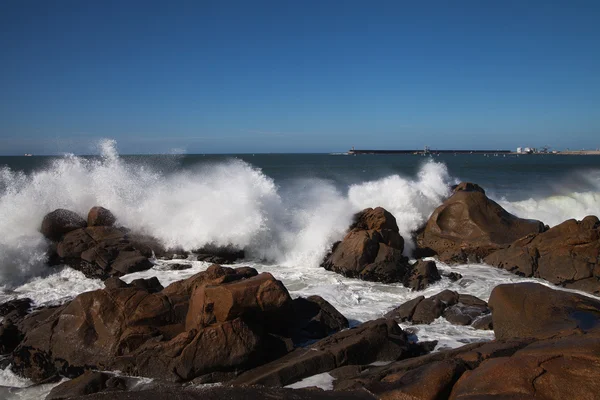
left=449, top=334, right=600, bottom=399
left=55, top=226, right=158, bottom=279
left=193, top=245, right=245, bottom=263
left=388, top=291, right=489, bottom=328
left=321, top=207, right=412, bottom=283
left=0, top=298, right=32, bottom=319
left=87, top=206, right=117, bottom=227
left=416, top=182, right=546, bottom=262
left=0, top=298, right=33, bottom=354
left=9, top=264, right=352, bottom=385
left=231, top=318, right=431, bottom=387
left=471, top=314, right=493, bottom=330
left=46, top=371, right=115, bottom=400
left=404, top=260, right=441, bottom=290
left=41, top=209, right=87, bottom=241
left=385, top=296, right=424, bottom=322
left=185, top=272, right=294, bottom=334
left=489, top=282, right=600, bottom=341
left=291, top=295, right=349, bottom=343
left=485, top=216, right=600, bottom=295
left=443, top=272, right=463, bottom=282
left=170, top=263, right=192, bottom=270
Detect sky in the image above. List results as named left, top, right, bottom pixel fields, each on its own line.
left=1, top=0, right=599, bottom=155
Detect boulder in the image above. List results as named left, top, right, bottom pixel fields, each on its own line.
left=55, top=226, right=157, bottom=279
left=485, top=216, right=600, bottom=295
left=488, top=282, right=600, bottom=341
left=291, top=295, right=349, bottom=343
left=87, top=206, right=117, bottom=227
left=416, top=182, right=546, bottom=262
left=41, top=209, right=87, bottom=241
left=404, top=260, right=441, bottom=290
left=322, top=207, right=440, bottom=288
left=387, top=291, right=489, bottom=327
left=231, top=318, right=431, bottom=387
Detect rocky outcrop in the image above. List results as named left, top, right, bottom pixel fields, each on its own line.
left=328, top=283, right=600, bottom=399
left=231, top=318, right=433, bottom=387
left=41, top=209, right=87, bottom=241
left=8, top=265, right=352, bottom=384
left=485, top=215, right=600, bottom=295
left=488, top=282, right=600, bottom=340
left=416, top=182, right=546, bottom=263
left=87, top=206, right=116, bottom=227
left=385, top=290, right=490, bottom=328
left=321, top=207, right=441, bottom=288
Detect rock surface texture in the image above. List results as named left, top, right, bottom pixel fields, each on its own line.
left=321, top=207, right=441, bottom=288
left=485, top=215, right=600, bottom=295
left=416, top=182, right=546, bottom=263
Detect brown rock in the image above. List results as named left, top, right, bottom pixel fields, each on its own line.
left=292, top=295, right=349, bottom=343
left=404, top=260, right=441, bottom=290
left=489, top=282, right=600, bottom=341
left=416, top=182, right=546, bottom=262
left=231, top=319, right=429, bottom=387
left=87, top=206, right=117, bottom=227
left=485, top=216, right=600, bottom=294
left=41, top=209, right=87, bottom=241
left=384, top=296, right=425, bottom=322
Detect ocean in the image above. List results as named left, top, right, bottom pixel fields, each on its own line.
left=1, top=139, right=600, bottom=397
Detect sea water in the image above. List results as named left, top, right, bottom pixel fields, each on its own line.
left=1, top=140, right=600, bottom=397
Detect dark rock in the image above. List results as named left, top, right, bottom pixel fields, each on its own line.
left=104, top=277, right=129, bottom=289
left=471, top=314, right=493, bottom=330
left=231, top=319, right=431, bottom=387
left=416, top=182, right=546, bottom=262
left=384, top=296, right=424, bottom=322
left=170, top=263, right=192, bottom=270
left=444, top=272, right=463, bottom=282
left=451, top=182, right=486, bottom=194
left=193, top=245, right=245, bottom=263
left=292, top=295, right=349, bottom=343
left=404, top=260, right=441, bottom=290
left=485, top=216, right=600, bottom=295
left=130, top=277, right=164, bottom=293
left=0, top=321, right=22, bottom=354
left=87, top=206, right=117, bottom=227
left=55, top=226, right=158, bottom=279
left=46, top=371, right=114, bottom=400
left=0, top=298, right=32, bottom=319
left=41, top=209, right=87, bottom=241
left=489, top=282, right=600, bottom=341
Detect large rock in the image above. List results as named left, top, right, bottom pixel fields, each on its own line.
left=485, top=216, right=600, bottom=295
left=55, top=226, right=158, bottom=279
left=9, top=265, right=350, bottom=384
left=416, top=182, right=546, bottom=262
left=231, top=318, right=432, bottom=388
left=291, top=295, right=349, bottom=343
left=87, top=206, right=117, bottom=227
left=41, top=209, right=87, bottom=241
left=488, top=282, right=600, bottom=341
left=322, top=208, right=440, bottom=288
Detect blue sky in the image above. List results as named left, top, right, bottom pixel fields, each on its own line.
left=1, top=0, right=599, bottom=154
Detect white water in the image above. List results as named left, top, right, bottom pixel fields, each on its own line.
left=1, top=140, right=600, bottom=398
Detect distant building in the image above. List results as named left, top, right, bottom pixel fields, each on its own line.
left=516, top=147, right=523, bottom=154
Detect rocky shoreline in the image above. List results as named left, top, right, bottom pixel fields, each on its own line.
left=1, top=181, right=599, bottom=399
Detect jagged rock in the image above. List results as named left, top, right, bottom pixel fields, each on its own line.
left=404, top=260, right=441, bottom=290
left=291, top=295, right=349, bottom=343
left=488, top=282, right=600, bottom=341
left=41, top=209, right=87, bottom=241
left=322, top=208, right=440, bottom=289
left=416, top=182, right=546, bottom=263
left=9, top=265, right=350, bottom=384
left=231, top=318, right=432, bottom=388
left=387, top=291, right=489, bottom=327
left=193, top=245, right=245, bottom=263
left=485, top=216, right=600, bottom=295
left=87, top=206, right=117, bottom=227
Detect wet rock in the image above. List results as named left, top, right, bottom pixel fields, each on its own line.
left=485, top=216, right=600, bottom=295
left=46, top=371, right=119, bottom=399
left=170, top=263, right=192, bottom=270
left=416, top=182, right=546, bottom=263
left=471, top=314, right=493, bottom=330
left=404, top=260, right=441, bottom=290
left=130, top=277, right=164, bottom=293
left=231, top=318, right=431, bottom=388
left=193, top=245, right=245, bottom=263
left=443, top=272, right=463, bottom=282
left=489, top=282, right=600, bottom=341
left=389, top=291, right=489, bottom=327
left=321, top=207, right=408, bottom=283
left=87, top=206, right=116, bottom=227
left=41, top=209, right=87, bottom=241
left=292, top=295, right=349, bottom=343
